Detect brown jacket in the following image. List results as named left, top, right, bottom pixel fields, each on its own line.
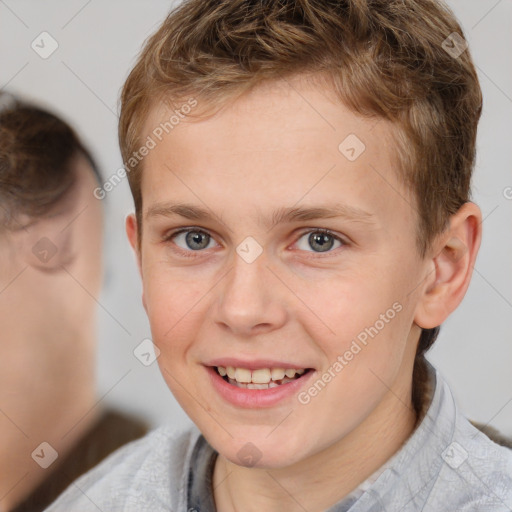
left=12, top=409, right=148, bottom=512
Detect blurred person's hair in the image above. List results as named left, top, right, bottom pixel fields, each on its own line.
left=0, top=93, right=100, bottom=229
left=117, top=0, right=482, bottom=416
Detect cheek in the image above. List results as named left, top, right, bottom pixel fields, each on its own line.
left=294, top=266, right=412, bottom=386
left=291, top=267, right=402, bottom=345
left=297, top=310, right=409, bottom=445
left=143, top=264, right=209, bottom=359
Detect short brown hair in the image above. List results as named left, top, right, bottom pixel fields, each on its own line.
left=0, top=94, right=100, bottom=229
left=119, top=0, right=482, bottom=413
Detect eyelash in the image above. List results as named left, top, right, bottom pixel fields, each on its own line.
left=163, top=227, right=346, bottom=259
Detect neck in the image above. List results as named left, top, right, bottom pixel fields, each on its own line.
left=213, top=368, right=418, bottom=512
left=0, top=327, right=98, bottom=511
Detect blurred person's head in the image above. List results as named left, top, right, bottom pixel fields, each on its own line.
left=0, top=93, right=103, bottom=510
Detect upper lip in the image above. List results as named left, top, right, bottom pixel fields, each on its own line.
left=205, top=358, right=313, bottom=370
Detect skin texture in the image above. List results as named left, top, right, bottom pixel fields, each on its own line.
left=127, top=74, right=481, bottom=512
left=0, top=154, right=103, bottom=511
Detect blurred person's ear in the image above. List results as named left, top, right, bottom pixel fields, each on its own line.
left=414, top=202, right=482, bottom=330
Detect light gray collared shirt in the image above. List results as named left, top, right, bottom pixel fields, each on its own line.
left=46, top=360, right=512, bottom=511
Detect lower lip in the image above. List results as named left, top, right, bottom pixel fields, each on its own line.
left=206, top=366, right=315, bottom=408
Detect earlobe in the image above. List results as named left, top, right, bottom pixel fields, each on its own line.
left=414, top=202, right=482, bottom=329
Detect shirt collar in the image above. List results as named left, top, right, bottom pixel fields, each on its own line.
left=331, top=358, right=457, bottom=511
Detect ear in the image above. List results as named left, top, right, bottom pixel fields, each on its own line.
left=125, top=213, right=147, bottom=311
left=125, top=213, right=141, bottom=272
left=414, top=202, right=482, bottom=329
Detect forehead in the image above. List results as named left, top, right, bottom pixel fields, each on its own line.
left=139, top=76, right=415, bottom=231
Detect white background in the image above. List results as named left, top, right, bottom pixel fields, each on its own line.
left=0, top=0, right=511, bottom=434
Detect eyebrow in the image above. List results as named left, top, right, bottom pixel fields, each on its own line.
left=145, top=201, right=375, bottom=229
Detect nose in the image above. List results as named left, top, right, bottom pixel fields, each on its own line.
left=214, top=248, right=288, bottom=337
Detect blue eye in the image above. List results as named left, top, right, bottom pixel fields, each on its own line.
left=295, top=230, right=343, bottom=253
left=172, top=230, right=217, bottom=251
left=166, top=227, right=344, bottom=257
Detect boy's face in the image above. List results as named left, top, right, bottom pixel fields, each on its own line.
left=131, top=75, right=431, bottom=468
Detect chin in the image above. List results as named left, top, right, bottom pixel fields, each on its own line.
left=223, top=447, right=301, bottom=470
left=208, top=428, right=309, bottom=469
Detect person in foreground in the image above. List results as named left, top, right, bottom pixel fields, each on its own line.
left=46, top=0, right=512, bottom=511
left=0, top=95, right=148, bottom=512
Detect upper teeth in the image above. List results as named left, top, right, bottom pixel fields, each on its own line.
left=217, top=366, right=306, bottom=384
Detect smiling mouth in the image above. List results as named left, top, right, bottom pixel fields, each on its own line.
left=214, top=366, right=313, bottom=389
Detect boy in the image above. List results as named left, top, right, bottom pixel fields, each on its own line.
left=47, top=0, right=512, bottom=511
